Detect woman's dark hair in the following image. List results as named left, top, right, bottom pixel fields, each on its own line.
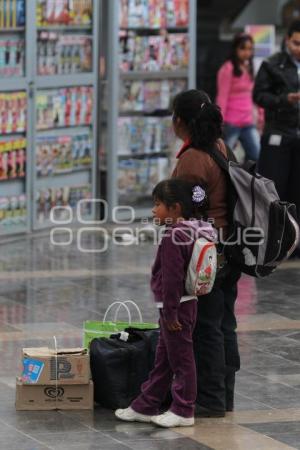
left=229, top=32, right=254, bottom=78
left=172, top=89, right=223, bottom=150
left=152, top=178, right=209, bottom=220
left=287, top=20, right=300, bottom=37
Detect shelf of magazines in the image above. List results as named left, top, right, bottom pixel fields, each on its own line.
left=108, top=0, right=196, bottom=219
left=0, top=90, right=28, bottom=236
left=0, top=1, right=28, bottom=235
left=36, top=0, right=94, bottom=78
left=0, top=0, right=99, bottom=235
left=117, top=110, right=179, bottom=211
left=33, top=84, right=97, bottom=232
left=35, top=170, right=93, bottom=230
left=0, top=0, right=26, bottom=79
left=32, top=0, right=99, bottom=231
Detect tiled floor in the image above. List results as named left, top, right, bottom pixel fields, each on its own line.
left=0, top=231, right=300, bottom=449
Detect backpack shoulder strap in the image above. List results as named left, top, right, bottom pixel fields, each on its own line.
left=203, top=144, right=231, bottom=173
left=208, top=143, right=257, bottom=173
left=183, top=141, right=235, bottom=173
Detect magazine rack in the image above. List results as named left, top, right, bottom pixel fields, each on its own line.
left=0, top=0, right=100, bottom=234
left=103, top=0, right=197, bottom=222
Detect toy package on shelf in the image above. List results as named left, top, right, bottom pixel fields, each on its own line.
left=119, top=32, right=189, bottom=72
left=36, top=132, right=92, bottom=176
left=118, top=156, right=168, bottom=201
left=36, top=86, right=93, bottom=130
left=0, top=193, right=26, bottom=227
left=0, top=36, right=25, bottom=77
left=36, top=184, right=92, bottom=224
left=0, top=0, right=26, bottom=29
left=120, top=79, right=187, bottom=112
left=118, top=116, right=177, bottom=155
left=0, top=138, right=26, bottom=180
left=37, top=32, right=92, bottom=75
left=0, top=91, right=27, bottom=134
left=36, top=0, right=92, bottom=27
left=119, top=0, right=189, bottom=29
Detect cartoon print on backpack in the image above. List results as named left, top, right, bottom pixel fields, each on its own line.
left=186, top=240, right=217, bottom=296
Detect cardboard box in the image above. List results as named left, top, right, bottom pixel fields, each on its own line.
left=21, top=347, right=90, bottom=385
left=15, top=380, right=94, bottom=411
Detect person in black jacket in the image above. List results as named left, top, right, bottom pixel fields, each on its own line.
left=253, top=20, right=300, bottom=238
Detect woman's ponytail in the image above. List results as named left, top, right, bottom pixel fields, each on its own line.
left=172, top=90, right=223, bottom=150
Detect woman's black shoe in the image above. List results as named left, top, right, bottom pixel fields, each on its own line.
left=195, top=404, right=225, bottom=418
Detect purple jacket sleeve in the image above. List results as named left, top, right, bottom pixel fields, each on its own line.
left=160, top=230, right=185, bottom=323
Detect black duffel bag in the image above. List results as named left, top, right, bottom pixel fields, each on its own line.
left=90, top=327, right=159, bottom=409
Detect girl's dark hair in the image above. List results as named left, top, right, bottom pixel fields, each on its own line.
left=229, top=32, right=254, bottom=78
left=152, top=178, right=209, bottom=220
left=172, top=89, right=223, bottom=150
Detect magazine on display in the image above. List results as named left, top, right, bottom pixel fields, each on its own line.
left=120, top=79, right=187, bottom=112
left=0, top=138, right=26, bottom=180
left=37, top=32, right=92, bottom=76
left=119, top=0, right=189, bottom=28
left=36, top=86, right=93, bottom=130
left=0, top=92, right=27, bottom=135
left=0, top=0, right=26, bottom=29
left=117, top=116, right=176, bottom=155
left=0, top=36, right=25, bottom=77
left=36, top=0, right=92, bottom=26
left=0, top=193, right=26, bottom=227
left=36, top=184, right=92, bottom=223
left=36, top=132, right=92, bottom=176
left=118, top=156, right=168, bottom=200
left=119, top=32, right=189, bottom=72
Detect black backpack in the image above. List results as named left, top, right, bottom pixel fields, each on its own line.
left=207, top=146, right=299, bottom=277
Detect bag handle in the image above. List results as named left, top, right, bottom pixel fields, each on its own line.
left=102, top=300, right=143, bottom=324
left=114, top=300, right=143, bottom=323
left=103, top=301, right=132, bottom=324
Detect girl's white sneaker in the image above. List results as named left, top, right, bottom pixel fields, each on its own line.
left=151, top=411, right=194, bottom=428
left=115, top=407, right=152, bottom=423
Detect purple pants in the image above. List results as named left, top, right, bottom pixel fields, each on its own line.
left=131, top=300, right=197, bottom=418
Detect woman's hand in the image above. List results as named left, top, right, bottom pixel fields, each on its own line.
left=287, top=92, right=300, bottom=104
left=165, top=320, right=182, bottom=332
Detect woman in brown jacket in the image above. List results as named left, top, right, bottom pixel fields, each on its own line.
left=171, top=89, right=241, bottom=417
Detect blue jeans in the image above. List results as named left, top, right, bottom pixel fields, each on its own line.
left=224, top=124, right=260, bottom=161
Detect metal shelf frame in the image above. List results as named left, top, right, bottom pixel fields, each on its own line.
left=120, top=70, right=189, bottom=80
left=0, top=1, right=34, bottom=236
left=106, top=0, right=197, bottom=222
left=0, top=0, right=100, bottom=235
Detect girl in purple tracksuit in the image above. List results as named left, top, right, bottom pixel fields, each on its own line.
left=115, top=179, right=217, bottom=428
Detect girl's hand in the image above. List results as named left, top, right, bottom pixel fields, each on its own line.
left=166, top=320, right=182, bottom=332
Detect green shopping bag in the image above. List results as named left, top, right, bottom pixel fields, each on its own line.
left=83, top=300, right=158, bottom=348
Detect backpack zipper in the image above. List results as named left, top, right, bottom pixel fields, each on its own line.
left=285, top=210, right=300, bottom=259
left=265, top=205, right=299, bottom=266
